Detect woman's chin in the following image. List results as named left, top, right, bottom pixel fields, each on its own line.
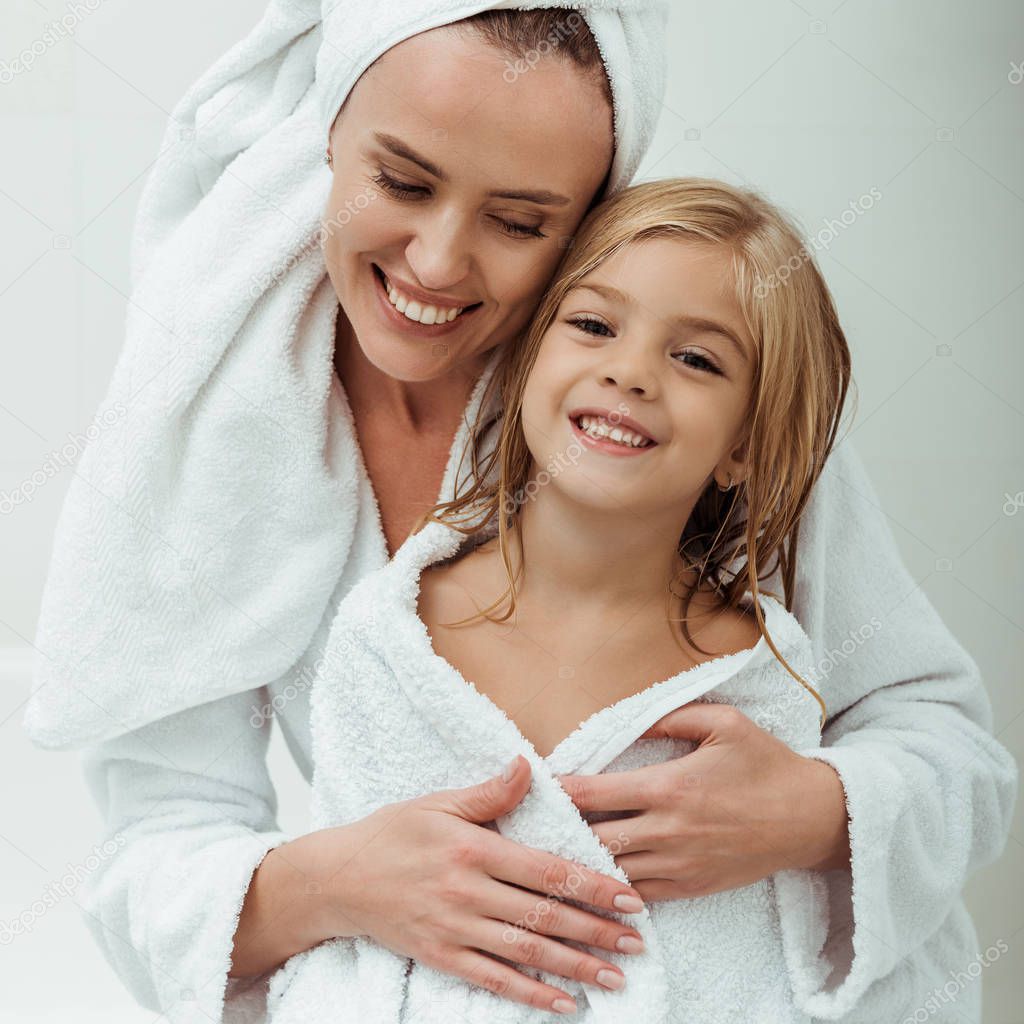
left=355, top=332, right=459, bottom=383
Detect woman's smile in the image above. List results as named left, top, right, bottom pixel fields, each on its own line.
left=372, top=263, right=483, bottom=337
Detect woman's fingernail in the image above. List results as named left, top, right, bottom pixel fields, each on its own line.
left=552, top=997, right=577, bottom=1014
left=616, top=934, right=644, bottom=954
left=502, top=756, right=519, bottom=782
left=596, top=969, right=624, bottom=990
left=613, top=893, right=644, bottom=913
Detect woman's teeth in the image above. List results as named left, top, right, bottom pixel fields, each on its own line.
left=382, top=271, right=467, bottom=325
left=575, top=415, right=653, bottom=449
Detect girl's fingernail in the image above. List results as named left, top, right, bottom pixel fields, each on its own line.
left=502, top=756, right=519, bottom=782
left=613, top=893, right=644, bottom=913
left=597, top=968, right=624, bottom=990
left=552, top=997, right=577, bottom=1014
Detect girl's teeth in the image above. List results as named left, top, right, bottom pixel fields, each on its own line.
left=384, top=274, right=465, bottom=324
left=576, top=415, right=651, bottom=449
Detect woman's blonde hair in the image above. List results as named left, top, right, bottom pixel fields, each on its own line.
left=416, top=178, right=856, bottom=726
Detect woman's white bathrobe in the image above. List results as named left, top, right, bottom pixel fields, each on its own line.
left=69, top=358, right=1017, bottom=1024
left=262, top=515, right=831, bottom=1023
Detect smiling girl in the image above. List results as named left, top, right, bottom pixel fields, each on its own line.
left=417, top=177, right=849, bottom=759
left=280, top=177, right=856, bottom=1020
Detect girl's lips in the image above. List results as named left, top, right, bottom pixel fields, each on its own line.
left=568, top=415, right=658, bottom=457
left=372, top=264, right=481, bottom=337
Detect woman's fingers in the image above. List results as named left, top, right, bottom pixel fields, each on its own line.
left=478, top=875, right=646, bottom=956
left=482, top=832, right=645, bottom=918
left=433, top=947, right=580, bottom=1015
left=462, top=915, right=628, bottom=992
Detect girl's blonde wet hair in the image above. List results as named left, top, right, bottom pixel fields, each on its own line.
left=416, top=177, right=857, bottom=727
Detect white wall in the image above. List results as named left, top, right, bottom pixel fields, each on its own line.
left=2, top=1, right=1021, bottom=1020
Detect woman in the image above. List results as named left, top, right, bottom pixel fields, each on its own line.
left=22, top=2, right=1016, bottom=1023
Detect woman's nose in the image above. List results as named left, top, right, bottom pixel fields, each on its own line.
left=406, top=210, right=473, bottom=290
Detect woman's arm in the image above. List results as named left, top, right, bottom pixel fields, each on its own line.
left=78, top=687, right=301, bottom=1021
left=778, top=438, right=1018, bottom=1018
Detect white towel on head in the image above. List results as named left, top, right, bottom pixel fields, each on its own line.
left=22, top=0, right=669, bottom=752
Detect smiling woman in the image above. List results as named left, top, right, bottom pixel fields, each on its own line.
left=322, top=17, right=614, bottom=388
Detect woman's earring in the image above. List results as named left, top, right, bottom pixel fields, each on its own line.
left=324, top=149, right=333, bottom=168
left=717, top=472, right=734, bottom=492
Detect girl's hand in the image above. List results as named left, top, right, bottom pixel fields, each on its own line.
left=324, top=755, right=648, bottom=1015
left=554, top=703, right=851, bottom=901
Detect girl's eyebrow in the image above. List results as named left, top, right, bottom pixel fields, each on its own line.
left=568, top=281, right=750, bottom=363
left=372, top=132, right=571, bottom=206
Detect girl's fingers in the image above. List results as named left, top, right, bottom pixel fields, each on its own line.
left=482, top=834, right=645, bottom=917
left=479, top=876, right=646, bottom=956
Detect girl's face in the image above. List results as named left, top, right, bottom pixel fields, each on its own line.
left=323, top=26, right=614, bottom=382
left=519, top=237, right=758, bottom=532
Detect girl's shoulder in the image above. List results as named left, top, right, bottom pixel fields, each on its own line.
left=681, top=587, right=765, bottom=658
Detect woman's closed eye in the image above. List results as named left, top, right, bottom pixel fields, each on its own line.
left=566, top=315, right=723, bottom=376
left=369, top=170, right=546, bottom=239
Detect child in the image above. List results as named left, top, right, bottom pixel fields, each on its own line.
left=266, top=178, right=853, bottom=1023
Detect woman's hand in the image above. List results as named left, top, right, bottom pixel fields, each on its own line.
left=318, top=755, right=648, bottom=1015
left=554, top=703, right=851, bottom=902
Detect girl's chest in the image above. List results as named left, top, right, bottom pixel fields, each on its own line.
left=418, top=573, right=719, bottom=760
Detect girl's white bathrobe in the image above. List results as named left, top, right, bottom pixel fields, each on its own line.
left=261, top=516, right=832, bottom=1023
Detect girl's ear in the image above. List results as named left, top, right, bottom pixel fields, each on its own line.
left=718, top=434, right=750, bottom=488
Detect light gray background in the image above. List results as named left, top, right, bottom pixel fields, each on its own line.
left=1, top=0, right=1021, bottom=1020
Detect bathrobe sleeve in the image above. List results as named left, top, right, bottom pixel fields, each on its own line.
left=779, top=439, right=1018, bottom=1019
left=76, top=686, right=294, bottom=1023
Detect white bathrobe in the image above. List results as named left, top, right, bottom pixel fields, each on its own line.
left=71, top=357, right=1017, bottom=1024
left=261, top=515, right=831, bottom=1023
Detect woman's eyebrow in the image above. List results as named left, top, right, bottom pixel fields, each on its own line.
left=569, top=282, right=750, bottom=363
left=372, top=132, right=571, bottom=206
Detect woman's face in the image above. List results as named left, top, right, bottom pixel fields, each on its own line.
left=519, top=237, right=758, bottom=534
left=322, top=26, right=614, bottom=382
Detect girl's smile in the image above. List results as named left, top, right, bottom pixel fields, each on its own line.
left=568, top=408, right=658, bottom=456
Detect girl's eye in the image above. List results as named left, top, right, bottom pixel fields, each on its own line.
left=567, top=316, right=723, bottom=376
left=672, top=350, right=722, bottom=375
left=567, top=315, right=613, bottom=337
left=370, top=170, right=545, bottom=239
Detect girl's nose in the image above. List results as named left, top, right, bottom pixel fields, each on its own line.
left=601, top=347, right=658, bottom=398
